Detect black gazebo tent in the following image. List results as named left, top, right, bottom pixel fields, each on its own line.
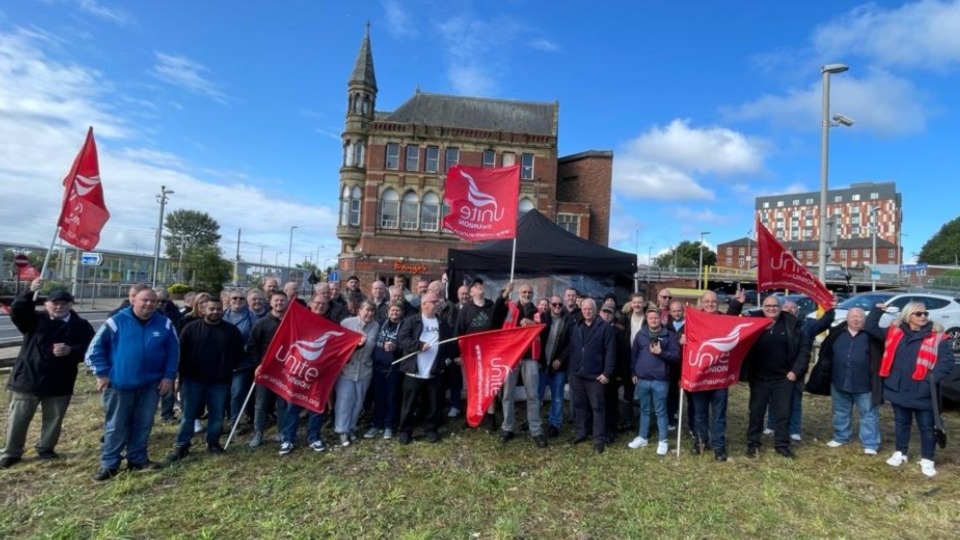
left=446, top=210, right=637, bottom=300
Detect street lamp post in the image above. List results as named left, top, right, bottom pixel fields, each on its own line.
left=152, top=185, right=174, bottom=287
left=287, top=226, right=298, bottom=280
left=698, top=231, right=711, bottom=290
left=275, top=251, right=283, bottom=266
left=817, top=63, right=849, bottom=284
left=870, top=205, right=881, bottom=291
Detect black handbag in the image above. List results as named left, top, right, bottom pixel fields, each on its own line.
left=931, top=378, right=947, bottom=449
left=805, top=357, right=832, bottom=396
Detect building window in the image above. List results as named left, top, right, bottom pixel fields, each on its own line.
left=519, top=198, right=534, bottom=216
left=840, top=250, right=847, bottom=260
left=405, top=145, right=419, bottom=172
left=864, top=251, right=871, bottom=260
left=339, top=186, right=351, bottom=226
left=804, top=229, right=813, bottom=239
left=776, top=231, right=784, bottom=239
left=834, top=195, right=842, bottom=202
left=851, top=226, right=860, bottom=235
left=421, top=192, right=440, bottom=231
left=353, top=142, right=365, bottom=168
left=725, top=247, right=733, bottom=255
left=385, top=143, right=400, bottom=170
left=521, top=153, right=534, bottom=180
left=806, top=198, right=814, bottom=204
left=503, top=152, right=516, bottom=167
left=888, top=249, right=895, bottom=259
left=444, top=147, right=459, bottom=173
left=400, top=191, right=419, bottom=230
left=556, top=213, right=579, bottom=235
left=482, top=149, right=496, bottom=168
left=792, top=199, right=799, bottom=205
left=738, top=247, right=745, bottom=255
left=776, top=201, right=784, bottom=207
left=738, top=256, right=745, bottom=267
left=852, top=194, right=860, bottom=201
left=343, top=141, right=352, bottom=167
left=763, top=202, right=770, bottom=209
left=378, top=189, right=399, bottom=228
left=870, top=192, right=879, bottom=199
left=425, top=146, right=439, bottom=173
left=851, top=216, right=860, bottom=225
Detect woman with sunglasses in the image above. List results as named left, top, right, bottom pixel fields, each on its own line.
left=865, top=301, right=954, bottom=477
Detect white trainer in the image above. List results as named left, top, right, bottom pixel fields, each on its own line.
left=826, top=440, right=844, bottom=448
left=790, top=433, right=802, bottom=442
left=763, top=428, right=774, bottom=436
left=864, top=448, right=877, bottom=455
left=919, top=459, right=937, bottom=477
left=886, top=451, right=908, bottom=467
left=447, top=407, right=460, bottom=418
left=627, top=436, right=648, bottom=449
left=656, top=441, right=669, bottom=456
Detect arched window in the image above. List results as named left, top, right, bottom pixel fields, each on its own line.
left=519, top=198, right=534, bottom=216
left=400, top=191, right=420, bottom=230
left=344, top=140, right=354, bottom=167
left=339, top=186, right=351, bottom=226
left=349, top=186, right=362, bottom=226
left=379, top=189, right=399, bottom=229
left=362, top=95, right=370, bottom=115
left=440, top=200, right=451, bottom=232
left=353, top=141, right=365, bottom=168
left=421, top=192, right=440, bottom=231
left=353, top=93, right=361, bottom=113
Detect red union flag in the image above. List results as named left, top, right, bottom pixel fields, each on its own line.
left=755, top=219, right=834, bottom=308
left=681, top=309, right=772, bottom=392
left=58, top=128, right=110, bottom=251
left=461, top=324, right=544, bottom=428
left=442, top=164, right=520, bottom=241
left=255, top=301, right=363, bottom=414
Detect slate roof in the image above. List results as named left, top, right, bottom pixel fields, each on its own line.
left=349, top=24, right=377, bottom=91
left=382, top=91, right=557, bottom=136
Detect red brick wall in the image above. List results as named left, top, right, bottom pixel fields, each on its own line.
left=557, top=154, right=613, bottom=245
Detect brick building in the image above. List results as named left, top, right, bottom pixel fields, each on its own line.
left=716, top=236, right=899, bottom=272
left=335, top=26, right=613, bottom=285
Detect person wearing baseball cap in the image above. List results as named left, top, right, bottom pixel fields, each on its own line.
left=1, top=279, right=95, bottom=469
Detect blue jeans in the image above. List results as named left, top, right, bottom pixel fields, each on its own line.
left=253, top=385, right=287, bottom=434
left=281, top=404, right=325, bottom=444
left=537, top=368, right=548, bottom=402
left=334, top=377, right=371, bottom=434
left=545, top=370, right=567, bottom=429
left=691, top=388, right=728, bottom=450
left=635, top=379, right=669, bottom=442
left=767, top=383, right=802, bottom=435
left=892, top=404, right=936, bottom=460
left=830, top=386, right=880, bottom=450
left=371, top=369, right=401, bottom=430
left=176, top=380, right=229, bottom=447
left=230, top=370, right=254, bottom=425
left=101, top=385, right=161, bottom=469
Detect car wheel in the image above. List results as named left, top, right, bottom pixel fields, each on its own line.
left=947, top=327, right=960, bottom=353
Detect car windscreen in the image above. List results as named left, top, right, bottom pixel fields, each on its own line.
left=837, top=293, right=895, bottom=311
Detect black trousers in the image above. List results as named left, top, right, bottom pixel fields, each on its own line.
left=570, top=374, right=606, bottom=444
left=747, top=378, right=793, bottom=451
left=398, top=375, right=443, bottom=436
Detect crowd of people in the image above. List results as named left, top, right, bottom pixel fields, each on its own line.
left=0, top=274, right=953, bottom=481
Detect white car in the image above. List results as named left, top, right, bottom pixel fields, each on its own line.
left=808, top=292, right=896, bottom=327
left=878, top=293, right=960, bottom=353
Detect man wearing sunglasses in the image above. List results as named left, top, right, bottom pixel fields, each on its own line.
left=539, top=295, right=571, bottom=438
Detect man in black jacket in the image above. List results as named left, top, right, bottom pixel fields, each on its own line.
left=166, top=298, right=244, bottom=461
left=564, top=298, right=616, bottom=453
left=540, top=295, right=571, bottom=438
left=1, top=280, right=95, bottom=468
left=246, top=291, right=289, bottom=448
left=396, top=292, right=458, bottom=444
left=743, top=295, right=811, bottom=458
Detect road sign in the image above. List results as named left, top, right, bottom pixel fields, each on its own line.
left=13, top=253, right=29, bottom=268
left=81, top=252, right=103, bottom=266
left=871, top=269, right=881, bottom=281
left=329, top=270, right=340, bottom=282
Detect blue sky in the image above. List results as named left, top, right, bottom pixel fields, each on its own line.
left=1, top=0, right=959, bottom=267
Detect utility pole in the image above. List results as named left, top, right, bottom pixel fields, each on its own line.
left=234, top=228, right=241, bottom=285
left=152, top=185, right=174, bottom=287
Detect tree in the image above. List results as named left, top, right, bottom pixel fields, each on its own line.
left=653, top=240, right=717, bottom=268
left=163, top=209, right=222, bottom=259
left=188, top=244, right=232, bottom=292
left=918, top=216, right=960, bottom=264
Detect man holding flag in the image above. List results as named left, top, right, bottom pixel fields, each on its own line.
left=396, top=291, right=459, bottom=445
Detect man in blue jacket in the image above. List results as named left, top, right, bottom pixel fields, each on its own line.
left=86, top=287, right=179, bottom=481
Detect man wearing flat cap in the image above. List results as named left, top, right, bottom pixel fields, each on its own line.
left=1, top=279, right=95, bottom=469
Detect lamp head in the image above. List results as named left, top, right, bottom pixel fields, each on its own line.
left=832, top=114, right=855, bottom=127
left=822, top=63, right=849, bottom=75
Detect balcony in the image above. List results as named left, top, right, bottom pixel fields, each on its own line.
left=336, top=225, right=361, bottom=242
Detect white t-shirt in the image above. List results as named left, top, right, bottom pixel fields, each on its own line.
left=415, top=315, right=440, bottom=378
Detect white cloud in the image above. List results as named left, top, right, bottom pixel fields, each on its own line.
left=675, top=207, right=726, bottom=224
left=39, top=0, right=135, bottom=27
left=0, top=28, right=337, bottom=263
left=530, top=38, right=559, bottom=52
left=723, top=69, right=928, bottom=136
left=435, top=16, right=505, bottom=95
left=612, top=119, right=768, bottom=201
left=150, top=52, right=231, bottom=104
left=381, top=0, right=417, bottom=38
left=813, top=0, right=960, bottom=72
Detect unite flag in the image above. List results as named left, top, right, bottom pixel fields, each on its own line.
left=441, top=164, right=520, bottom=242
left=255, top=301, right=363, bottom=414
left=680, top=309, right=772, bottom=392
left=755, top=219, right=834, bottom=308
left=57, top=128, right=110, bottom=251
left=460, top=325, right=545, bottom=428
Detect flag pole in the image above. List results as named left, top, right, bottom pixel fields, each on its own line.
left=33, top=226, right=62, bottom=301
left=676, top=389, right=684, bottom=458
left=390, top=336, right=461, bottom=366
left=224, top=380, right=257, bottom=450
left=509, top=237, right=517, bottom=282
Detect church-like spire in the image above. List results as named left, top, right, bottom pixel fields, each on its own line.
left=349, top=22, right=377, bottom=92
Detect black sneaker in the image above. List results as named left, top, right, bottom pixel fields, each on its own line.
left=207, top=443, right=226, bottom=455
left=127, top=460, right=161, bottom=471
left=533, top=434, right=548, bottom=448
left=775, top=447, right=796, bottom=459
left=161, top=416, right=179, bottom=425
left=426, top=431, right=440, bottom=444
left=568, top=435, right=588, bottom=446
left=92, top=467, right=120, bottom=481
left=546, top=425, right=560, bottom=438
left=714, top=448, right=728, bottom=462
left=37, top=450, right=60, bottom=460
left=593, top=442, right=606, bottom=454
left=165, top=445, right=190, bottom=464
left=0, top=456, right=21, bottom=469
left=499, top=431, right=515, bottom=444
left=398, top=432, right=412, bottom=445
left=484, top=414, right=497, bottom=434
left=746, top=445, right=760, bottom=459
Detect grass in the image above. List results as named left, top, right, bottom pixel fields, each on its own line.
left=2, top=374, right=960, bottom=538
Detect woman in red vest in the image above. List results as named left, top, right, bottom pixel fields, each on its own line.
left=865, top=301, right=954, bottom=477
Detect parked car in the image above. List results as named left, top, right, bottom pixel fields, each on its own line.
left=810, top=291, right=898, bottom=327
left=878, top=293, right=960, bottom=353
left=745, top=294, right=817, bottom=319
